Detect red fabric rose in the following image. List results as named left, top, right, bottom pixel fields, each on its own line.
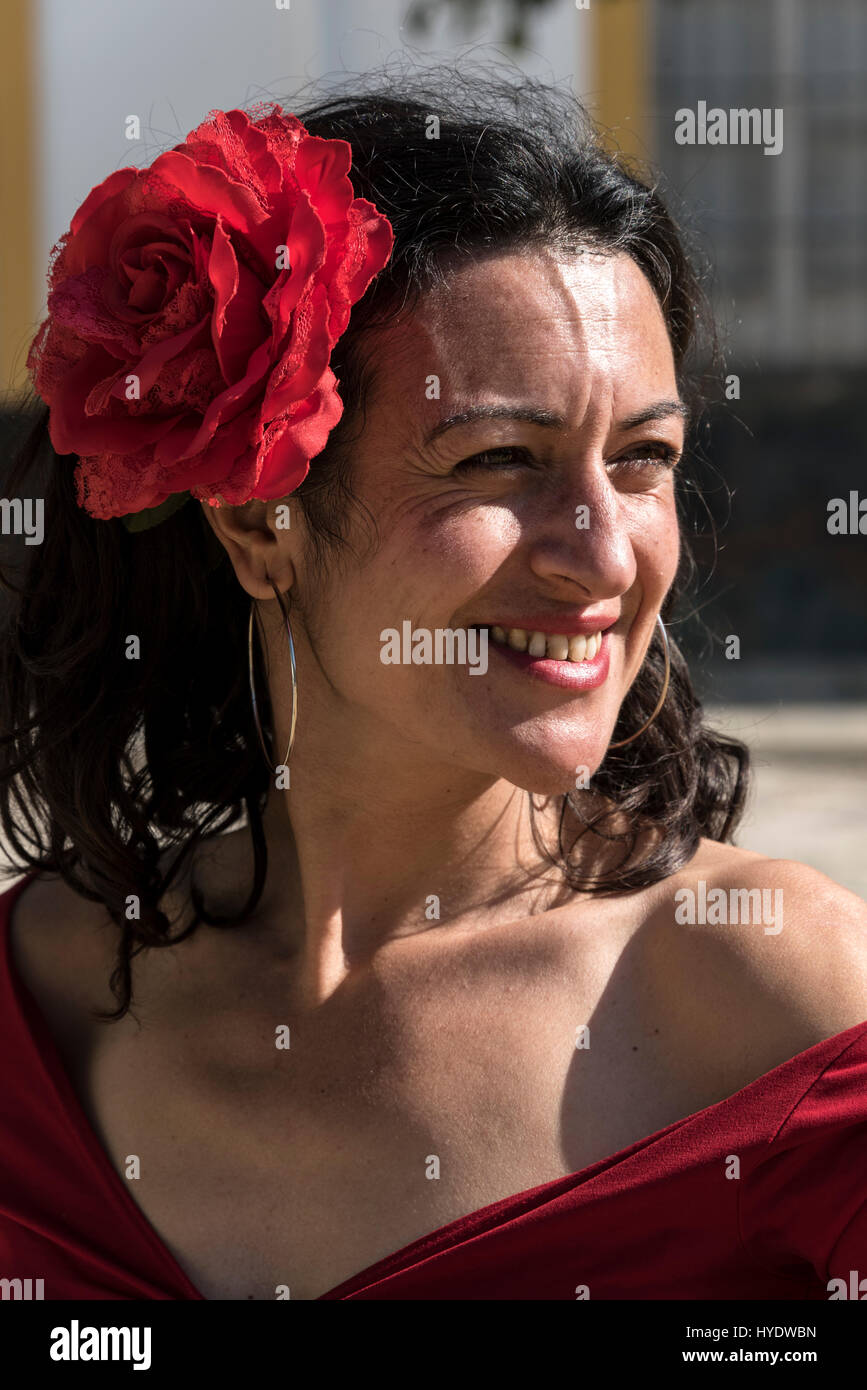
left=27, top=104, right=393, bottom=522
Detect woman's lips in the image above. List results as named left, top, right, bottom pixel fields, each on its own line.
left=487, top=628, right=612, bottom=690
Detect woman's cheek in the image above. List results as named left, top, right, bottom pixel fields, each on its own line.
left=630, top=496, right=680, bottom=583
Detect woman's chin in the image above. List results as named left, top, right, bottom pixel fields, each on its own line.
left=493, top=752, right=607, bottom=797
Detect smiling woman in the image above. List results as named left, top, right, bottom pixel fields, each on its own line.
left=0, top=71, right=865, bottom=1304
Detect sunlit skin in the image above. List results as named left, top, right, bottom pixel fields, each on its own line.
left=204, top=250, right=686, bottom=997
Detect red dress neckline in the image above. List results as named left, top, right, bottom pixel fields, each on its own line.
left=4, top=867, right=866, bottom=1301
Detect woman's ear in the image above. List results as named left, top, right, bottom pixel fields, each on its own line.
left=200, top=498, right=298, bottom=599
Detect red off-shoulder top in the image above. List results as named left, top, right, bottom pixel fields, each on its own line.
left=1, top=871, right=865, bottom=1300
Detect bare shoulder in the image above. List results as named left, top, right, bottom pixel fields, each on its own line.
left=643, top=839, right=867, bottom=1077
left=6, top=836, right=253, bottom=1025
left=6, top=871, right=120, bottom=1036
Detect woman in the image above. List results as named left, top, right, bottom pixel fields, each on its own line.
left=1, top=76, right=865, bottom=1302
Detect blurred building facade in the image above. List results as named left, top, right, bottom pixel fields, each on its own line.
left=647, top=0, right=867, bottom=699
left=654, top=0, right=867, bottom=367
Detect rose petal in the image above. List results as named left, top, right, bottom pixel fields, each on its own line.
left=256, top=370, right=344, bottom=499
left=325, top=199, right=395, bottom=340
left=263, top=282, right=333, bottom=419
left=207, top=217, right=238, bottom=365
left=295, top=136, right=354, bottom=227
left=46, top=267, right=141, bottom=357
left=146, top=150, right=267, bottom=238
left=344, top=199, right=395, bottom=301
left=110, top=314, right=210, bottom=399
left=47, top=344, right=181, bottom=455
left=208, top=216, right=269, bottom=384
left=153, top=334, right=272, bottom=467
left=175, top=410, right=261, bottom=501
left=261, top=191, right=326, bottom=343
left=70, top=168, right=138, bottom=238
left=63, top=174, right=144, bottom=278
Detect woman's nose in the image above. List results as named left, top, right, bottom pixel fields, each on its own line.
left=524, top=466, right=638, bottom=599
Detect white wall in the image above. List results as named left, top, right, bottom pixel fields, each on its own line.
left=34, top=0, right=590, bottom=313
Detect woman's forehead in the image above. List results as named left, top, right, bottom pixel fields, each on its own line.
left=369, top=250, right=677, bottom=430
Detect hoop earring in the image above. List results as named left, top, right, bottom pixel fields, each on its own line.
left=248, top=579, right=297, bottom=774
left=608, top=613, right=671, bottom=749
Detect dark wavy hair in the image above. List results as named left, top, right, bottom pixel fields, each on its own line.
left=0, top=70, right=749, bottom=1019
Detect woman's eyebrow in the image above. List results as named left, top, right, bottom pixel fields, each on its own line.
left=618, top=400, right=690, bottom=429
left=424, top=398, right=689, bottom=447
left=424, top=405, right=564, bottom=445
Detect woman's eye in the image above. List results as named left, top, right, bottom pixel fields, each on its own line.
left=610, top=443, right=681, bottom=471
left=451, top=442, right=681, bottom=476
left=453, top=446, right=533, bottom=472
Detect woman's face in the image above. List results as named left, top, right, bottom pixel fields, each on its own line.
left=291, top=248, right=685, bottom=794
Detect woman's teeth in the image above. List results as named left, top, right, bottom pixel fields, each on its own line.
left=489, top=626, right=603, bottom=662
